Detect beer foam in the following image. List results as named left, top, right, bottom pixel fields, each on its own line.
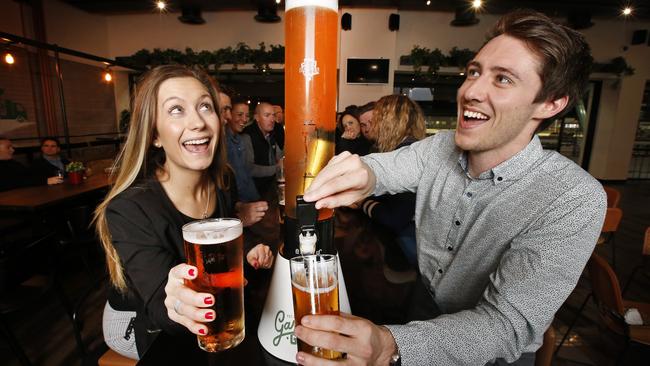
left=291, top=280, right=337, bottom=294
left=182, top=219, right=242, bottom=245
left=285, top=0, right=337, bottom=11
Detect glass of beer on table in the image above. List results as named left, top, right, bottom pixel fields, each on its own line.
left=182, top=218, right=245, bottom=352
left=290, top=254, right=343, bottom=360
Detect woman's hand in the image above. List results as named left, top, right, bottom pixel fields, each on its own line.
left=246, top=243, right=274, bottom=269
left=341, top=129, right=359, bottom=140
left=164, top=263, right=215, bottom=336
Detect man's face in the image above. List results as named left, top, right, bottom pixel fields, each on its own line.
left=359, top=110, right=375, bottom=141
left=273, top=105, right=284, bottom=124
left=218, top=92, right=232, bottom=125
left=41, top=139, right=60, bottom=158
left=229, top=103, right=249, bottom=134
left=455, top=34, right=555, bottom=158
left=255, top=103, right=276, bottom=134
left=0, top=139, right=15, bottom=160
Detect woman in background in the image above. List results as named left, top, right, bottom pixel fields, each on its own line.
left=359, top=95, right=425, bottom=281
left=335, top=105, right=371, bottom=156
left=94, top=65, right=273, bottom=359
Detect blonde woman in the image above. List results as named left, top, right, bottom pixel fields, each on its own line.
left=95, top=65, right=273, bottom=359
left=361, top=95, right=425, bottom=279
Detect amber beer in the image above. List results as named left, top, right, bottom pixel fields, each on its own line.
left=182, top=218, right=245, bottom=352
left=284, top=0, right=338, bottom=221
left=290, top=254, right=343, bottom=360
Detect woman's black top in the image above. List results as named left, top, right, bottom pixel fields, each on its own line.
left=105, top=178, right=236, bottom=356
left=335, top=133, right=372, bottom=156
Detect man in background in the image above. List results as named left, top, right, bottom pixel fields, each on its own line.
left=243, top=102, right=282, bottom=196
left=272, top=104, right=285, bottom=150
left=358, top=101, right=377, bottom=143
left=0, top=137, right=53, bottom=192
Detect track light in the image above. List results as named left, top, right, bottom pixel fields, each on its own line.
left=103, top=67, right=113, bottom=82
left=157, top=1, right=166, bottom=11
left=4, top=52, right=14, bottom=65
left=622, top=7, right=632, bottom=16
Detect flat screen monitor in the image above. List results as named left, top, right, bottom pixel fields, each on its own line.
left=346, top=58, right=390, bottom=84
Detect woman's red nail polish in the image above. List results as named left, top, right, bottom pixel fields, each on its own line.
left=205, top=312, right=214, bottom=320
left=198, top=328, right=206, bottom=335
left=204, top=297, right=213, bottom=305
left=188, top=268, right=195, bottom=277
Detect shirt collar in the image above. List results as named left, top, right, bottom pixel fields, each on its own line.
left=457, top=135, right=544, bottom=184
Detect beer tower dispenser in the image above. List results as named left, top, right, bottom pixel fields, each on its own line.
left=257, top=0, right=351, bottom=362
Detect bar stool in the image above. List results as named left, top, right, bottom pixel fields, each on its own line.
left=603, top=186, right=621, bottom=208
left=622, top=227, right=650, bottom=295
left=598, top=207, right=623, bottom=270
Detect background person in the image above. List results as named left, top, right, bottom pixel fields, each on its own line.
left=31, top=136, right=67, bottom=184
left=94, top=65, right=273, bottom=359
left=272, top=104, right=285, bottom=150
left=242, top=102, right=283, bottom=196
left=335, top=105, right=371, bottom=156
left=298, top=10, right=605, bottom=366
left=0, top=137, right=55, bottom=191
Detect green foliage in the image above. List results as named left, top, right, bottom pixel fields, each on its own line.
left=65, top=161, right=85, bottom=173
left=118, top=43, right=285, bottom=73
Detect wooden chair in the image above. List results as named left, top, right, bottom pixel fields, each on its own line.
left=622, top=227, right=650, bottom=295
left=587, top=253, right=650, bottom=364
left=535, top=325, right=556, bottom=366
left=603, top=186, right=621, bottom=208
left=597, top=207, right=623, bottom=270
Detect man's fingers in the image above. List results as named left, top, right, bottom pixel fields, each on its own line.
left=296, top=351, right=344, bottom=366
left=300, top=314, right=361, bottom=336
left=295, top=325, right=359, bottom=357
left=303, top=153, right=354, bottom=199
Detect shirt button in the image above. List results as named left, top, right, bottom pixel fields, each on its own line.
left=466, top=192, right=473, bottom=198
left=447, top=246, right=453, bottom=251
left=438, top=269, right=443, bottom=274
left=497, top=177, right=503, bottom=182
left=455, top=220, right=461, bottom=226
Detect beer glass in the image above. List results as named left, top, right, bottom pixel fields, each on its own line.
left=182, top=218, right=245, bottom=352
left=290, top=254, right=343, bottom=360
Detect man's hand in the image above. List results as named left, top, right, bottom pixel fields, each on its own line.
left=294, top=313, right=397, bottom=366
left=235, top=201, right=268, bottom=227
left=303, top=152, right=376, bottom=210
left=47, top=176, right=64, bottom=185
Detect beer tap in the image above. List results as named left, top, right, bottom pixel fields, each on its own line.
left=296, top=196, right=318, bottom=256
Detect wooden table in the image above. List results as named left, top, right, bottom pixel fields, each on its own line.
left=0, top=173, right=111, bottom=212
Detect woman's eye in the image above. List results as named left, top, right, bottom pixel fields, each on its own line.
left=199, top=103, right=213, bottom=112
left=169, top=106, right=183, bottom=115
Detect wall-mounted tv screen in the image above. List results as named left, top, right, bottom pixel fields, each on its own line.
left=346, top=58, right=390, bottom=84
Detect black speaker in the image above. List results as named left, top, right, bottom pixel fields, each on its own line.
left=341, top=13, right=352, bottom=31
left=631, top=29, right=648, bottom=45
left=389, top=13, right=400, bottom=31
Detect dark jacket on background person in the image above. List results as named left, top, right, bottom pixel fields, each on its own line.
left=243, top=123, right=280, bottom=196
left=336, top=132, right=372, bottom=156
left=0, top=159, right=46, bottom=192
left=273, top=122, right=285, bottom=150
left=31, top=156, right=70, bottom=179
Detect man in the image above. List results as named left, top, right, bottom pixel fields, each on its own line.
left=272, top=104, right=285, bottom=150
left=299, top=10, right=605, bottom=366
left=0, top=137, right=53, bottom=191
left=243, top=102, right=282, bottom=196
left=358, top=101, right=377, bottom=142
left=31, top=137, right=67, bottom=183
left=218, top=90, right=233, bottom=126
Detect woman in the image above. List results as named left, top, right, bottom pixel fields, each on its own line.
left=335, top=106, right=371, bottom=156
left=95, top=65, right=273, bottom=359
left=359, top=95, right=425, bottom=279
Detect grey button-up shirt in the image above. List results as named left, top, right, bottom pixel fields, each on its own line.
left=362, top=131, right=606, bottom=365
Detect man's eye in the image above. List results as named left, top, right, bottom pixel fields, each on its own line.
left=467, top=69, right=480, bottom=77
left=496, top=75, right=513, bottom=85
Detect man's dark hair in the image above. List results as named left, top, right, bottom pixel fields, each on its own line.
left=40, top=136, right=60, bottom=147
left=357, top=101, right=376, bottom=116
left=485, top=9, right=593, bottom=131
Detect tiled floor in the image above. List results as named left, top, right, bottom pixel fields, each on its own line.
left=1, top=180, right=648, bottom=366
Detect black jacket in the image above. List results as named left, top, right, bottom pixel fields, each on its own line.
left=0, top=159, right=45, bottom=192
left=31, top=156, right=69, bottom=179
left=243, top=123, right=279, bottom=195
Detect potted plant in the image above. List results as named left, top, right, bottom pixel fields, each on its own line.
left=65, top=161, right=85, bottom=184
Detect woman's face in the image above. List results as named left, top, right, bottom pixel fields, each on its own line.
left=153, top=77, right=219, bottom=174
left=342, top=114, right=360, bottom=137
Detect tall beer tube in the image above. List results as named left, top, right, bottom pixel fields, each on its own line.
left=283, top=0, right=338, bottom=255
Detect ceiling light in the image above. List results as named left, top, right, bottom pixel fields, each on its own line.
left=276, top=0, right=281, bottom=4
left=472, top=0, right=482, bottom=9
left=103, top=67, right=113, bottom=82
left=426, top=0, right=431, bottom=5
left=4, top=52, right=14, bottom=65
left=622, top=7, right=632, bottom=16
left=157, top=1, right=166, bottom=11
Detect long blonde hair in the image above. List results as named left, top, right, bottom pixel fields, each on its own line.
left=373, top=95, right=426, bottom=152
left=95, top=65, right=229, bottom=291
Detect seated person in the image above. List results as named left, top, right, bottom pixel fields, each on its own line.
left=31, top=136, right=68, bottom=183
left=335, top=105, right=372, bottom=156
left=0, top=137, right=57, bottom=192
left=242, top=102, right=283, bottom=197
left=357, top=101, right=377, bottom=148
left=94, top=66, right=274, bottom=360
left=359, top=95, right=426, bottom=275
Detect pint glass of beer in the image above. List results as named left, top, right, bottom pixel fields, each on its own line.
left=290, top=254, right=343, bottom=360
left=182, top=218, right=245, bottom=352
